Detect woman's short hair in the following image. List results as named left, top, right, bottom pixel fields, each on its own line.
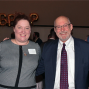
left=13, top=14, right=31, bottom=27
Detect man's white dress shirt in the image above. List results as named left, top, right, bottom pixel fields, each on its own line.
left=54, top=36, right=75, bottom=89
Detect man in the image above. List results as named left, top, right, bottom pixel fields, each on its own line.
left=33, top=32, right=43, bottom=46
left=48, top=28, right=57, bottom=41
left=36, top=16, right=89, bottom=89
left=49, top=28, right=58, bottom=40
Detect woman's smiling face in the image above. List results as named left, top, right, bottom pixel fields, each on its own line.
left=13, top=19, right=31, bottom=43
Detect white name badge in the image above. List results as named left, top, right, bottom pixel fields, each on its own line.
left=28, top=49, right=36, bottom=54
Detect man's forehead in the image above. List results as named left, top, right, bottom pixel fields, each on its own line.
left=55, top=18, right=69, bottom=25
left=56, top=16, right=68, bottom=22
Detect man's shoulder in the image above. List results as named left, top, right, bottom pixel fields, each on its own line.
left=74, top=37, right=88, bottom=44
left=74, top=37, right=89, bottom=47
left=37, top=38, right=42, bottom=41
left=43, top=39, right=58, bottom=49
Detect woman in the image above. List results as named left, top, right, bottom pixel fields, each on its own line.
left=0, top=14, right=41, bottom=89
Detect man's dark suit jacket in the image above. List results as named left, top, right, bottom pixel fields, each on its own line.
left=35, top=38, right=43, bottom=46
left=36, top=37, right=89, bottom=89
left=41, top=39, right=55, bottom=52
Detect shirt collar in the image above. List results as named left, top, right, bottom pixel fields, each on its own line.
left=58, top=36, right=74, bottom=50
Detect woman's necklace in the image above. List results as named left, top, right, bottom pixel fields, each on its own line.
left=23, top=50, right=27, bottom=56
left=15, top=40, right=29, bottom=56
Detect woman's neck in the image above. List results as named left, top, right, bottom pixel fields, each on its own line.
left=11, top=39, right=29, bottom=45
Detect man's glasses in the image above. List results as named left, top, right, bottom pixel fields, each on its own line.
left=54, top=23, right=70, bottom=30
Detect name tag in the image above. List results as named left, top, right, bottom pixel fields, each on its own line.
left=28, top=49, right=36, bottom=54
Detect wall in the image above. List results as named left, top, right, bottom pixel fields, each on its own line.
left=0, top=26, right=89, bottom=42
left=0, top=0, right=89, bottom=42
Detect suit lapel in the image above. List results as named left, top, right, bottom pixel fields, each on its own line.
left=74, top=38, right=84, bottom=87
left=51, top=39, right=59, bottom=86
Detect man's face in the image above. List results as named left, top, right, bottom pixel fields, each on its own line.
left=54, top=16, right=73, bottom=42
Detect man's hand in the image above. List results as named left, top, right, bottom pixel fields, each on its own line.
left=3, top=37, right=9, bottom=41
